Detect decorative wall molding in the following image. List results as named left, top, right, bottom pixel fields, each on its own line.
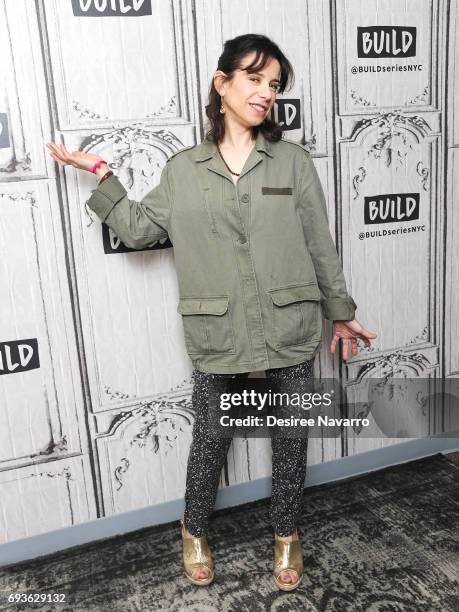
left=350, top=89, right=377, bottom=107
left=349, top=112, right=432, bottom=168
left=406, top=85, right=430, bottom=106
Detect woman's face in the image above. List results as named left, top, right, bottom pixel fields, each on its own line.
left=215, top=52, right=281, bottom=129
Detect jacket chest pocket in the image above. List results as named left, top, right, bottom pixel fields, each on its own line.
left=268, top=283, right=321, bottom=349
left=177, top=296, right=235, bottom=355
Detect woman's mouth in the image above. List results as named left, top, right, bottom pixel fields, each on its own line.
left=249, top=103, right=268, bottom=114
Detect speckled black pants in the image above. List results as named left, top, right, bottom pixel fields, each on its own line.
left=183, top=358, right=314, bottom=537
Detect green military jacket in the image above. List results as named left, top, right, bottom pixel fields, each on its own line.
left=86, top=130, right=357, bottom=374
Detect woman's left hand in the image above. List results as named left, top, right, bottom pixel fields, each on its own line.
left=330, top=319, right=377, bottom=361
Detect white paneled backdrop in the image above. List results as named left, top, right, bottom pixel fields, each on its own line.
left=0, top=0, right=457, bottom=545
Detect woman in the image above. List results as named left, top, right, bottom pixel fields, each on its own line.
left=47, top=33, right=376, bottom=591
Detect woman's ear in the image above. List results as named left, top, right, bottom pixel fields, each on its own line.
left=213, top=70, right=228, bottom=96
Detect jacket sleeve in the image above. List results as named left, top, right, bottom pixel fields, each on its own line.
left=297, top=152, right=357, bottom=321
left=85, top=161, right=173, bottom=249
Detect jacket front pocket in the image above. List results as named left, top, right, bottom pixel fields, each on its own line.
left=268, top=283, right=321, bottom=349
left=177, top=296, right=235, bottom=355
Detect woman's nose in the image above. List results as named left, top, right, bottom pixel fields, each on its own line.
left=260, top=85, right=273, bottom=102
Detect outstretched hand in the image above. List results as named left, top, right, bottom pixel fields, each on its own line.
left=330, top=319, right=377, bottom=361
left=46, top=141, right=103, bottom=173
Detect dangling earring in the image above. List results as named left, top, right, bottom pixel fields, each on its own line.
left=220, top=95, right=225, bottom=114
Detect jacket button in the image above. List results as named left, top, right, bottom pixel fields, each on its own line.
left=241, top=193, right=250, bottom=203
left=238, top=236, right=247, bottom=244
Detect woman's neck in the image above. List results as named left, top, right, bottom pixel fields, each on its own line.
left=219, top=122, right=255, bottom=150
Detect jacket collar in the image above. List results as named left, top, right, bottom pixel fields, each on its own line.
left=191, top=130, right=274, bottom=162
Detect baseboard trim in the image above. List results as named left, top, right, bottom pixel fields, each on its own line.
left=1, top=435, right=458, bottom=568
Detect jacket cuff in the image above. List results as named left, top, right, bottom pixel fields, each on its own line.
left=86, top=174, right=128, bottom=222
left=321, top=296, right=357, bottom=321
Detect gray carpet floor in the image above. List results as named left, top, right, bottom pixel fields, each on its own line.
left=0, top=453, right=458, bottom=611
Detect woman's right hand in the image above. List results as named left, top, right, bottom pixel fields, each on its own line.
left=46, top=141, right=105, bottom=173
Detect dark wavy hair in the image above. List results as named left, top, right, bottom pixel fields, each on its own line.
left=205, top=34, right=294, bottom=144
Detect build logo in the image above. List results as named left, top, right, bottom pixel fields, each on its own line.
left=364, top=193, right=419, bottom=224
left=0, top=339, right=39, bottom=375
left=102, top=224, right=171, bottom=253
left=357, top=26, right=417, bottom=58
left=268, top=99, right=301, bottom=131
left=71, top=0, right=152, bottom=17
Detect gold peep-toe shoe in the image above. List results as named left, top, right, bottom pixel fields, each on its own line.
left=180, top=516, right=214, bottom=586
left=273, top=534, right=304, bottom=591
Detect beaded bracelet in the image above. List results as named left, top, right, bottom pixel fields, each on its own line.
left=90, top=159, right=107, bottom=174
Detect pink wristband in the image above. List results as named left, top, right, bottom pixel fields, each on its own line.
left=91, top=159, right=107, bottom=174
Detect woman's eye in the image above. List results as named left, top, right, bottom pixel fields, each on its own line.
left=249, top=76, right=279, bottom=92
